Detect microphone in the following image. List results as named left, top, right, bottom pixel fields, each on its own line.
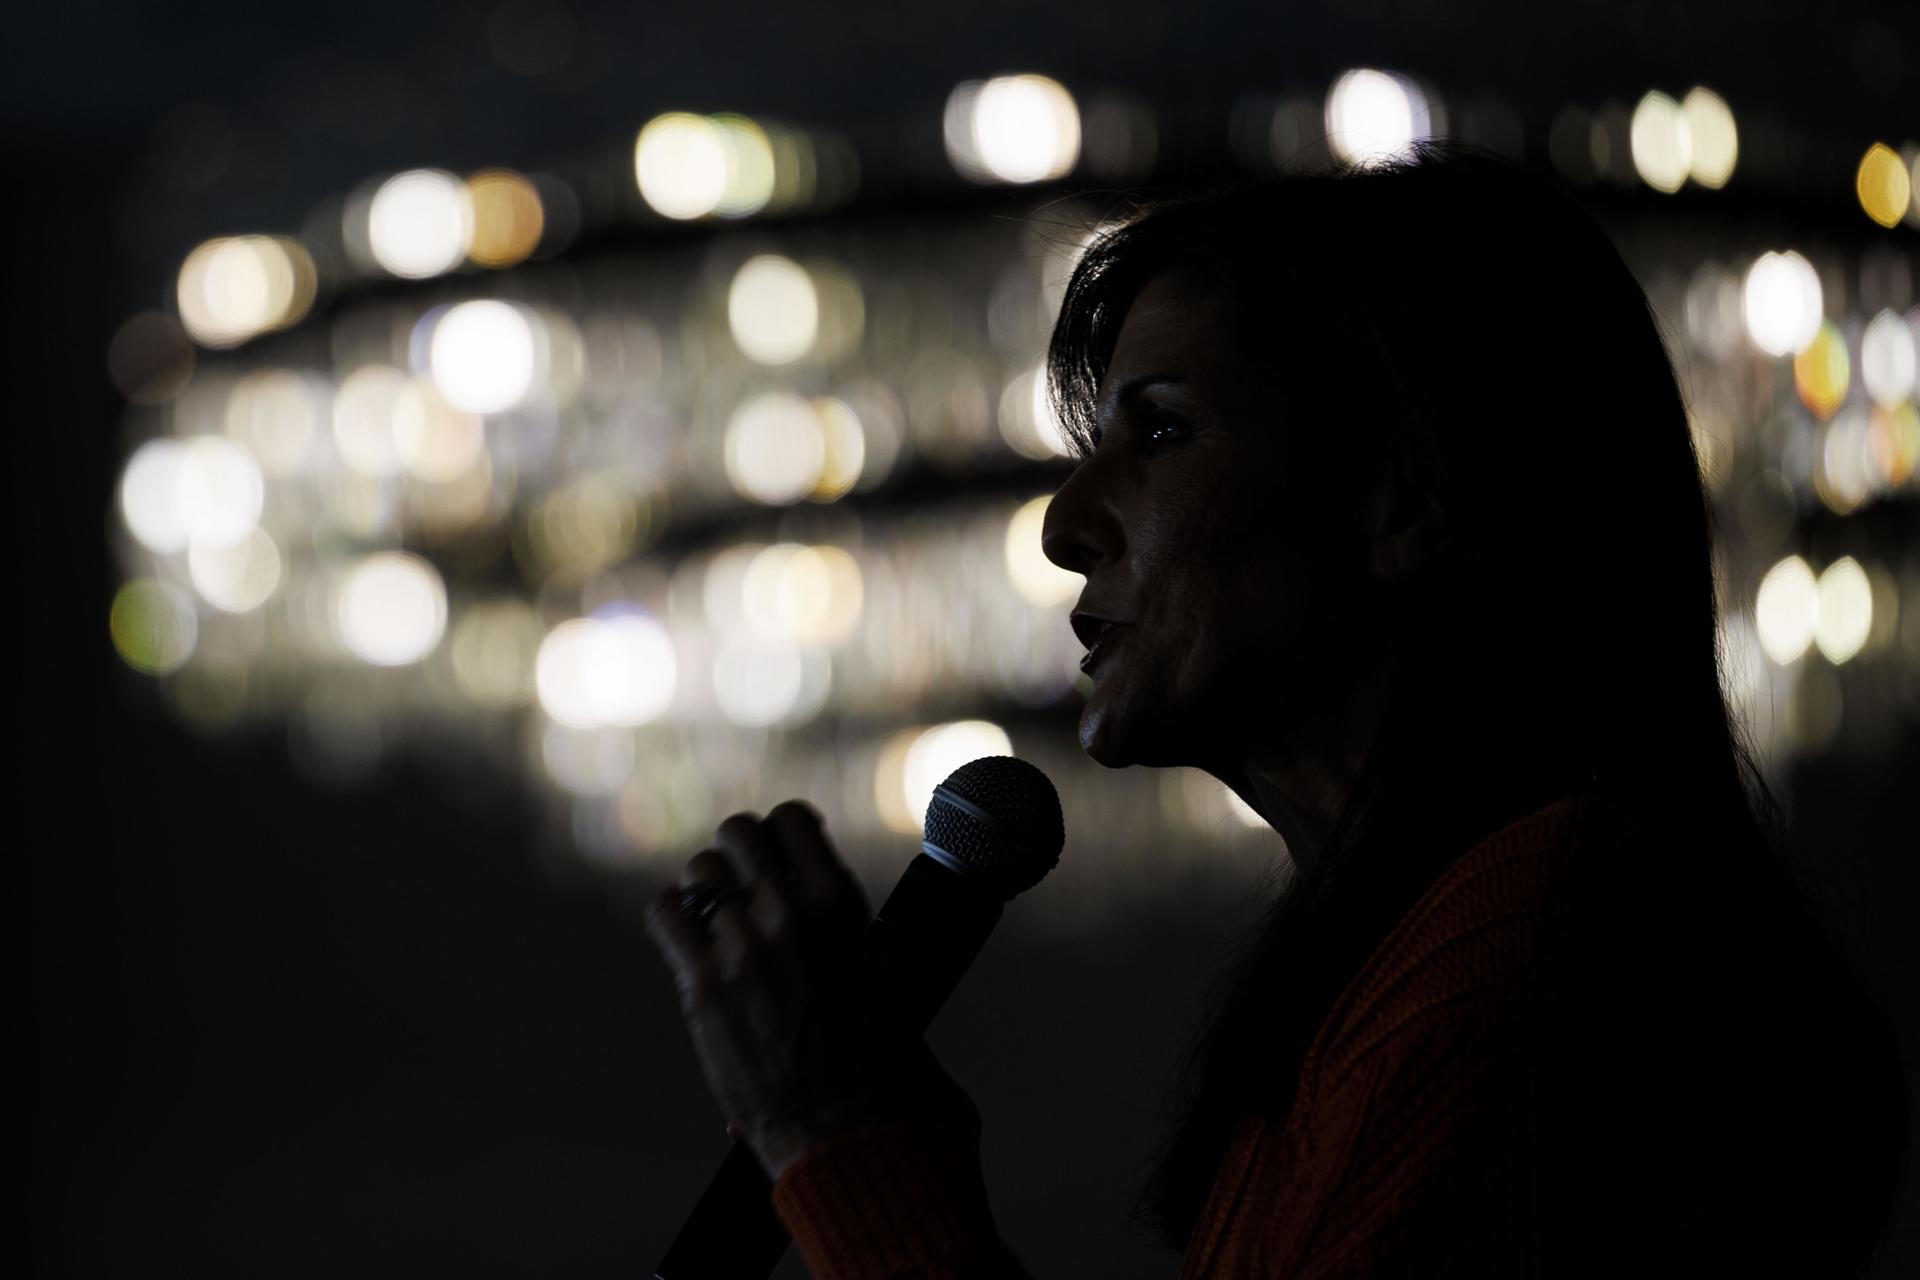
left=653, top=755, right=1065, bottom=1279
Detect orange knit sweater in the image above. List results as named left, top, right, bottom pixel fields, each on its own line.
left=770, top=793, right=1637, bottom=1278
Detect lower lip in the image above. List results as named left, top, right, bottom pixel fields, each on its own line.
left=1079, top=625, right=1128, bottom=674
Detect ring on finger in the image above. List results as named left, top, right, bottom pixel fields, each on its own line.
left=678, top=879, right=755, bottom=928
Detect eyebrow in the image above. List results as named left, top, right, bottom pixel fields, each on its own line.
left=1112, top=373, right=1187, bottom=404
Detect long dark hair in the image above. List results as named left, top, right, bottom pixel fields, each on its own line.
left=1045, top=139, right=1908, bottom=1270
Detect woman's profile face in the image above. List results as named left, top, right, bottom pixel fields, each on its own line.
left=1041, top=266, right=1387, bottom=772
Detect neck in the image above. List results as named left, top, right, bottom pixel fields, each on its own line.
left=1211, top=645, right=1396, bottom=878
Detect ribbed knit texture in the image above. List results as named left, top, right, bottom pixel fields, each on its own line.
left=770, top=1115, right=1035, bottom=1278
left=771, top=793, right=1617, bottom=1278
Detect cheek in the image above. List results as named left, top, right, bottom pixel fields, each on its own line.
left=1128, top=453, right=1355, bottom=663
left=1208, top=513, right=1358, bottom=664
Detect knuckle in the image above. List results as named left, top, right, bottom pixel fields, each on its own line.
left=681, top=848, right=730, bottom=880
left=768, top=798, right=821, bottom=827
left=714, top=811, right=760, bottom=840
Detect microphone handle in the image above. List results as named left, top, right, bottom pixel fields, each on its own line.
left=653, top=855, right=1006, bottom=1279
left=651, top=1141, right=790, bottom=1279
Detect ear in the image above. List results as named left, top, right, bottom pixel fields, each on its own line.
left=1365, top=432, right=1455, bottom=580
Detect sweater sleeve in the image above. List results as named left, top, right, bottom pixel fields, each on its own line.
left=770, top=1117, right=1035, bottom=1279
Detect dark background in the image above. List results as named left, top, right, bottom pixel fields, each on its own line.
left=15, top=1, right=1919, bottom=1275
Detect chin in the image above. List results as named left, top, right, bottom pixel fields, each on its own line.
left=1079, top=683, right=1154, bottom=767
left=1077, top=698, right=1129, bottom=766
left=1077, top=683, right=1193, bottom=770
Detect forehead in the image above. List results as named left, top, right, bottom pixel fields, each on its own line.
left=1098, top=268, right=1243, bottom=403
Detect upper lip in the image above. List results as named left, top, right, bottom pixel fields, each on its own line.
left=1070, top=610, right=1129, bottom=651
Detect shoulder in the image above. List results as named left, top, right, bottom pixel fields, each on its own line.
left=1271, top=792, right=1655, bottom=1239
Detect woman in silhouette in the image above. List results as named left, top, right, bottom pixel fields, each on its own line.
left=645, top=139, right=1909, bottom=1276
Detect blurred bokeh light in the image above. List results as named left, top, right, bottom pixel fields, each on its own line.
left=97, top=56, right=1918, bottom=901
left=367, top=169, right=474, bottom=279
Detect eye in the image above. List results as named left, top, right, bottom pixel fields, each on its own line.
left=1140, top=414, right=1191, bottom=454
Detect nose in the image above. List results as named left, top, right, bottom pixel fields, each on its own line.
left=1040, top=459, right=1121, bottom=579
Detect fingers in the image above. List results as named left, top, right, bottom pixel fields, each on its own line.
left=713, top=800, right=854, bottom=923
left=650, top=801, right=849, bottom=985
left=676, top=848, right=760, bottom=970
left=762, top=799, right=846, bottom=901
left=644, top=882, right=718, bottom=1002
left=678, top=846, right=740, bottom=893
left=710, top=816, right=798, bottom=939
left=713, top=812, right=796, bottom=889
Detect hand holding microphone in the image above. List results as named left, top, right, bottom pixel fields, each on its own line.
left=645, top=799, right=946, bottom=1180
left=646, top=756, right=1064, bottom=1279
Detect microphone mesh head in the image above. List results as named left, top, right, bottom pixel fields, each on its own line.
left=921, top=756, right=1064, bottom=900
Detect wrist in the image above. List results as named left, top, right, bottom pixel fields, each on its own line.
left=754, top=1091, right=910, bottom=1182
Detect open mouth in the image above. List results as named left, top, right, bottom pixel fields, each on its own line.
left=1078, top=623, right=1128, bottom=673
left=1070, top=612, right=1125, bottom=650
